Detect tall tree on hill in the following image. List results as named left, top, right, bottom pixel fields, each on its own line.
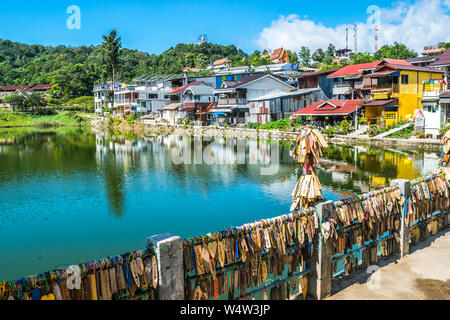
left=312, top=48, right=325, bottom=63
left=299, top=46, right=311, bottom=67
left=101, top=30, right=122, bottom=104
left=374, top=42, right=417, bottom=60
left=326, top=44, right=336, bottom=58
left=286, top=50, right=299, bottom=64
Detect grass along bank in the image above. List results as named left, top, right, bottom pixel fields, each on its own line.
left=0, top=109, right=89, bottom=128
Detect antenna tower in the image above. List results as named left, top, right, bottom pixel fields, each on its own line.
left=346, top=26, right=349, bottom=50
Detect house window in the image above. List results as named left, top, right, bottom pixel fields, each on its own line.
left=148, top=94, right=157, bottom=99
left=401, top=75, right=409, bottom=85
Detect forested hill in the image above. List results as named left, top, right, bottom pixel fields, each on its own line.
left=0, top=39, right=247, bottom=100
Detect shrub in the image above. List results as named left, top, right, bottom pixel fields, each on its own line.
left=323, top=127, right=336, bottom=137
left=113, top=117, right=122, bottom=126
left=246, top=122, right=261, bottom=129
left=440, top=123, right=450, bottom=136
left=340, top=120, right=351, bottom=134
left=126, top=115, right=135, bottom=125
left=415, top=132, right=424, bottom=139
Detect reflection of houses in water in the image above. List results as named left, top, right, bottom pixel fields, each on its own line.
left=93, top=134, right=441, bottom=199
left=319, top=145, right=440, bottom=192
left=331, top=172, right=349, bottom=184
left=94, top=134, right=296, bottom=190
left=414, top=152, right=440, bottom=176
left=95, top=133, right=151, bottom=174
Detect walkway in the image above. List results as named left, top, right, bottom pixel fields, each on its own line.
left=328, top=230, right=450, bottom=300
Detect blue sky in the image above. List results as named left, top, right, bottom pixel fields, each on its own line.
left=0, top=0, right=402, bottom=54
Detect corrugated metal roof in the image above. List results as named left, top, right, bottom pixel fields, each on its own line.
left=430, top=48, right=450, bottom=67
left=248, top=88, right=319, bottom=101
left=184, top=84, right=214, bottom=96
left=161, top=103, right=181, bottom=110
left=294, top=100, right=363, bottom=116
left=362, top=99, right=399, bottom=106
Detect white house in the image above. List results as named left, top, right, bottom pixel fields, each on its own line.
left=212, top=74, right=295, bottom=124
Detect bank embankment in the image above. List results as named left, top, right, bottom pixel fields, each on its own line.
left=90, top=120, right=441, bottom=151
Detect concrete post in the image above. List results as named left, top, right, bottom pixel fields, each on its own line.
left=147, top=233, right=184, bottom=300
left=308, top=201, right=333, bottom=300
left=390, top=179, right=411, bottom=258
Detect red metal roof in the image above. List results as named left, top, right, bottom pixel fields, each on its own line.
left=213, top=58, right=229, bottom=66
left=1, top=85, right=33, bottom=91
left=171, top=81, right=203, bottom=94
left=294, top=100, right=363, bottom=116
left=31, top=84, right=53, bottom=91
left=328, top=59, right=412, bottom=78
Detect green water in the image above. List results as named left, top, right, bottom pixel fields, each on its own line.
left=0, top=127, right=440, bottom=280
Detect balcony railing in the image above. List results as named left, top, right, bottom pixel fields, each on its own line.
left=218, top=98, right=247, bottom=105
left=354, top=81, right=364, bottom=89
left=371, top=84, right=399, bottom=93
left=333, top=82, right=352, bottom=88
left=115, top=99, right=137, bottom=104
left=423, top=82, right=446, bottom=92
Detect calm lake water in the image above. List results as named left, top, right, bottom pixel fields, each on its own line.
left=0, top=127, right=440, bottom=280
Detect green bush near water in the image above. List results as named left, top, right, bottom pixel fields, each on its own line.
left=246, top=118, right=296, bottom=131
left=0, top=109, right=87, bottom=128
left=388, top=125, right=413, bottom=139
left=126, top=115, right=135, bottom=125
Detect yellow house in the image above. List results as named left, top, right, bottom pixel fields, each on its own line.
left=362, top=64, right=444, bottom=127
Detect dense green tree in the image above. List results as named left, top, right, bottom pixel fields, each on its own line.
left=2, top=94, right=24, bottom=110
left=298, top=46, right=312, bottom=67
left=0, top=39, right=248, bottom=100
left=326, top=44, right=336, bottom=58
left=323, top=56, right=334, bottom=65
left=349, top=52, right=376, bottom=64
left=286, top=50, right=299, bottom=64
left=52, top=63, right=97, bottom=100
left=63, top=96, right=95, bottom=112
left=23, top=93, right=47, bottom=113
left=374, top=42, right=417, bottom=60
left=312, top=48, right=325, bottom=63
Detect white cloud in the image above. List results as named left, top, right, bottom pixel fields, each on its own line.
left=255, top=0, right=450, bottom=54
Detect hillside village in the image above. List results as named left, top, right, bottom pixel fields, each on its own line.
left=1, top=44, right=450, bottom=138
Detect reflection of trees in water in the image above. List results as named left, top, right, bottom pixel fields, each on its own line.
left=104, top=153, right=125, bottom=218
left=0, top=128, right=96, bottom=184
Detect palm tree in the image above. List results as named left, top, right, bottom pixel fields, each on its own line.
left=101, top=30, right=122, bottom=106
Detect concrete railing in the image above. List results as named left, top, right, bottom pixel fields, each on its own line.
left=3, top=171, right=449, bottom=300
